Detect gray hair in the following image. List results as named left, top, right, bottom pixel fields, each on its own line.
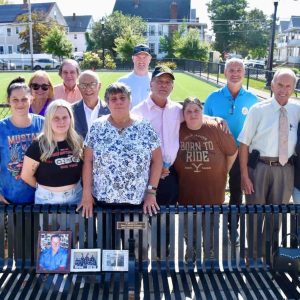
left=59, top=59, right=80, bottom=77
left=78, top=70, right=100, bottom=84
left=225, top=58, right=245, bottom=72
left=104, top=82, right=131, bottom=104
left=272, top=68, right=297, bottom=89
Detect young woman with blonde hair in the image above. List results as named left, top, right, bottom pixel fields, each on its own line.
left=21, top=99, right=83, bottom=205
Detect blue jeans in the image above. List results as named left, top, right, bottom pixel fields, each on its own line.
left=292, top=187, right=300, bottom=204
left=35, top=181, right=82, bottom=205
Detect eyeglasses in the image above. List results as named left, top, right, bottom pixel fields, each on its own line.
left=30, top=83, right=50, bottom=91
left=79, top=82, right=98, bottom=90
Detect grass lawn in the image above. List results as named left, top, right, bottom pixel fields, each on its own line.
left=0, top=71, right=218, bottom=104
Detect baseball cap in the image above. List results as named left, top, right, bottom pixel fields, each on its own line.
left=151, top=65, right=175, bottom=80
left=133, top=44, right=151, bottom=56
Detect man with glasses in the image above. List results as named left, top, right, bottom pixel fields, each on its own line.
left=73, top=70, right=109, bottom=139
left=118, top=44, right=152, bottom=108
left=204, top=58, right=258, bottom=243
left=54, top=59, right=82, bottom=103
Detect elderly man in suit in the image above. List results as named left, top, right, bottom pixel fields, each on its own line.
left=73, top=70, right=110, bottom=139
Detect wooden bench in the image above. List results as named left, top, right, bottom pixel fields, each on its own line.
left=0, top=204, right=299, bottom=299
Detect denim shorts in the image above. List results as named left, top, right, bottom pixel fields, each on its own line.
left=35, top=181, right=82, bottom=205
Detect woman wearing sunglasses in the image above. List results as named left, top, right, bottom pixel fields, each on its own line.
left=29, top=70, right=54, bottom=116
left=0, top=77, right=44, bottom=204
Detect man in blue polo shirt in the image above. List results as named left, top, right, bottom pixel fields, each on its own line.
left=204, top=58, right=258, bottom=240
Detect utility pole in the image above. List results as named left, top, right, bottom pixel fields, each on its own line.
left=26, top=0, right=34, bottom=70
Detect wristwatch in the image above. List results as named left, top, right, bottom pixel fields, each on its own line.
left=147, top=185, right=157, bottom=191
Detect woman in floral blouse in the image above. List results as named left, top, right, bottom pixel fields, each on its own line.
left=78, top=82, right=162, bottom=218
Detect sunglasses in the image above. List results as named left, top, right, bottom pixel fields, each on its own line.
left=30, top=83, right=50, bottom=91
left=78, top=82, right=98, bottom=90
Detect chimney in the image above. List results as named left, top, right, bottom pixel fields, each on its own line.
left=170, top=1, right=177, bottom=20
left=133, top=0, right=140, bottom=8
left=73, top=13, right=76, bottom=21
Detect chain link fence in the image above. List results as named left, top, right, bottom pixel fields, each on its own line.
left=0, top=104, right=10, bottom=120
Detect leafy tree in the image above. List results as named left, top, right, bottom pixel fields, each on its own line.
left=241, top=9, right=270, bottom=59
left=41, top=27, right=72, bottom=60
left=85, top=32, right=96, bottom=51
left=18, top=12, right=61, bottom=53
left=114, top=28, right=146, bottom=62
left=91, top=12, right=147, bottom=56
left=159, top=26, right=184, bottom=58
left=175, top=28, right=210, bottom=61
left=207, top=0, right=247, bottom=53
left=0, top=0, right=9, bottom=4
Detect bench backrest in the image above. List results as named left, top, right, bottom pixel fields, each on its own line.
left=0, top=205, right=299, bottom=272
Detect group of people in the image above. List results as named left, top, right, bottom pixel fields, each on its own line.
left=0, top=45, right=299, bottom=240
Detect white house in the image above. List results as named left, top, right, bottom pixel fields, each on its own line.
left=113, top=0, right=207, bottom=59
left=276, top=16, right=300, bottom=65
left=0, top=2, right=66, bottom=56
left=64, top=14, right=94, bottom=53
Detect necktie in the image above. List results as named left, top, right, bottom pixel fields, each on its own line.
left=278, top=107, right=288, bottom=166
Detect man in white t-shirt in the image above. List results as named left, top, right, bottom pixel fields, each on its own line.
left=118, top=44, right=152, bottom=108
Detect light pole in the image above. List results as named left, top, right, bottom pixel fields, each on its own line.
left=265, top=1, right=278, bottom=88
left=101, top=18, right=105, bottom=68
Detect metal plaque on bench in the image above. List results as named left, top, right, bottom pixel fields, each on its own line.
left=117, top=221, right=146, bottom=230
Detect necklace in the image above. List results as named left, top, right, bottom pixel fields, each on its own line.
left=108, top=115, right=133, bottom=134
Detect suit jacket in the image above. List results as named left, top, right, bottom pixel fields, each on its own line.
left=72, top=99, right=110, bottom=139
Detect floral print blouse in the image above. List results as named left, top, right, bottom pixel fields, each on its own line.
left=85, top=116, right=160, bottom=205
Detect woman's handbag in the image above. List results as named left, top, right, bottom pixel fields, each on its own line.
left=272, top=233, right=300, bottom=272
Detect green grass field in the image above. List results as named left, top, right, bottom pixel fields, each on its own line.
left=0, top=71, right=218, bottom=104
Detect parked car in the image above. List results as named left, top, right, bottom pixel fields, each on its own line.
left=33, top=58, right=60, bottom=70
left=0, top=59, right=16, bottom=70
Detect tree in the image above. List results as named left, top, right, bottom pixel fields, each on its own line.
left=207, top=0, right=247, bottom=53
left=114, top=28, right=146, bottom=61
left=18, top=12, right=61, bottom=53
left=42, top=27, right=72, bottom=60
left=91, top=12, right=147, bottom=56
left=159, top=25, right=184, bottom=58
left=241, top=9, right=270, bottom=59
left=175, top=28, right=210, bottom=61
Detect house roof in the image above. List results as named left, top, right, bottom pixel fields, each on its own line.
left=0, top=2, right=55, bottom=23
left=290, top=16, right=300, bottom=28
left=279, top=20, right=289, bottom=32
left=65, top=15, right=93, bottom=32
left=113, top=0, right=191, bottom=22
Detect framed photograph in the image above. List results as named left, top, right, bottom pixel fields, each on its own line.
left=36, top=230, right=71, bottom=274
left=70, top=249, right=101, bottom=272
left=102, top=250, right=129, bottom=272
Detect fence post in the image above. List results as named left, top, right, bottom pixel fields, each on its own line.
left=246, top=67, right=250, bottom=90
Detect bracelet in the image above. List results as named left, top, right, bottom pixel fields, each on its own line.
left=146, top=190, right=156, bottom=196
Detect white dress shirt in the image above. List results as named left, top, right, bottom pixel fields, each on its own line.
left=83, top=102, right=100, bottom=131
left=238, top=98, right=300, bottom=158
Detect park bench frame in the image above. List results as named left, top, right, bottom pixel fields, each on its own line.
left=0, top=204, right=299, bottom=299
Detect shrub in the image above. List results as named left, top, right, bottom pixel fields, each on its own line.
left=104, top=53, right=116, bottom=70
left=80, top=51, right=101, bottom=70
left=157, top=61, right=177, bottom=70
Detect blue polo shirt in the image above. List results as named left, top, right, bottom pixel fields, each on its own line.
left=39, top=247, right=68, bottom=271
left=204, top=85, right=258, bottom=144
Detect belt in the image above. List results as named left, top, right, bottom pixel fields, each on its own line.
left=259, top=157, right=294, bottom=166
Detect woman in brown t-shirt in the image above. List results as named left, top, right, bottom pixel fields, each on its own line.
left=174, top=97, right=237, bottom=205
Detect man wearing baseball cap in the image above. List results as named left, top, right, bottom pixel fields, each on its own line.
left=118, top=44, right=152, bottom=108
left=132, top=65, right=180, bottom=205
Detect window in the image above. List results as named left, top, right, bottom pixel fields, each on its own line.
left=17, top=45, right=21, bottom=53
left=149, top=25, right=155, bottom=36
left=16, top=27, right=19, bottom=34
left=74, top=47, right=78, bottom=52
left=158, top=25, right=163, bottom=36
left=0, top=46, right=4, bottom=54
left=8, top=45, right=13, bottom=54
left=74, top=34, right=77, bottom=39
left=149, top=43, right=155, bottom=54
left=7, top=28, right=11, bottom=37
